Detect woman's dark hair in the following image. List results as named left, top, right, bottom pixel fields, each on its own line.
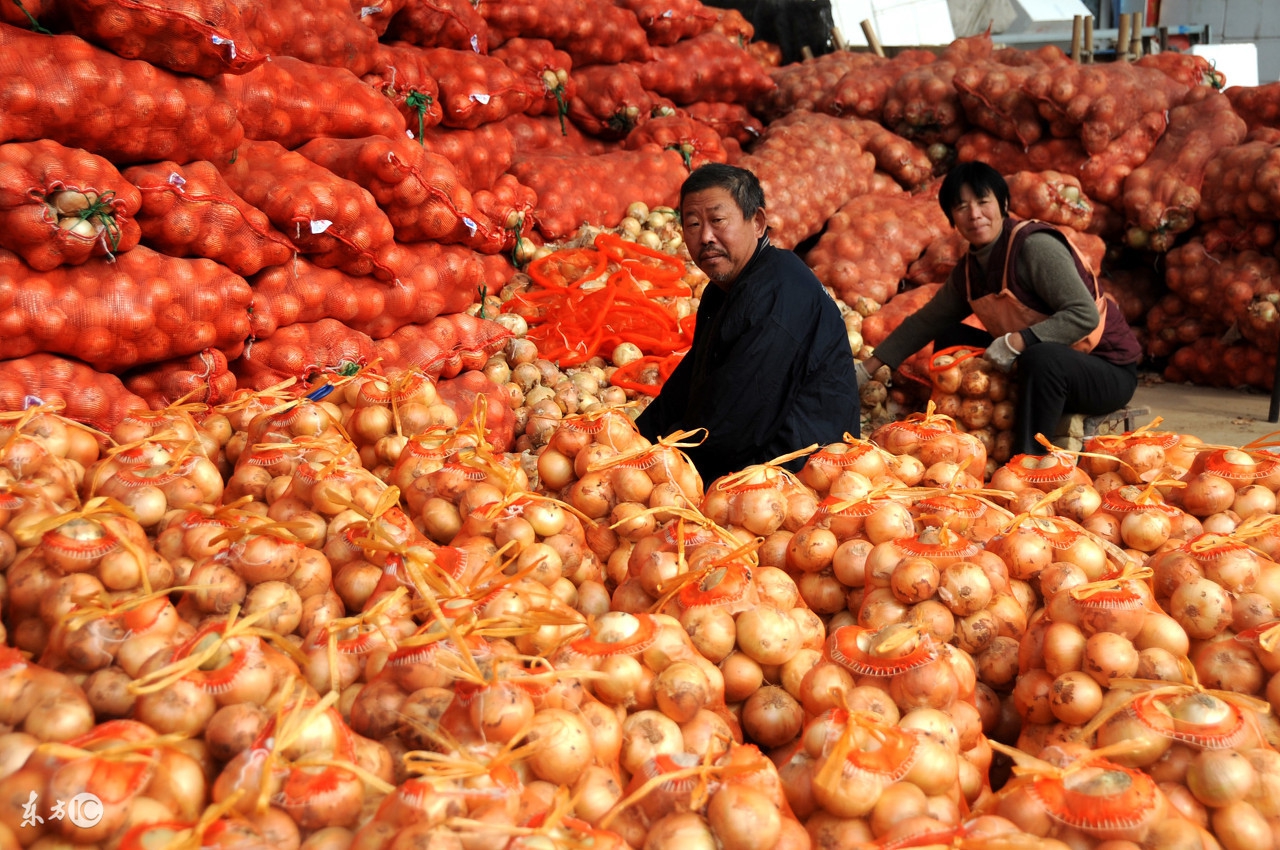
left=680, top=163, right=766, bottom=219
left=938, top=161, right=1009, bottom=225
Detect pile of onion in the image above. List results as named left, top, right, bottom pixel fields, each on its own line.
left=869, top=404, right=987, bottom=488
left=926, top=347, right=1015, bottom=477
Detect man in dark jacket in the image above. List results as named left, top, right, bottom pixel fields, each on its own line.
left=634, top=163, right=860, bottom=484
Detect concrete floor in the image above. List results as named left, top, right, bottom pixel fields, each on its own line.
left=1127, top=375, right=1280, bottom=447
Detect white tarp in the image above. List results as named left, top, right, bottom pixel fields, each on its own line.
left=948, top=0, right=1018, bottom=36
left=832, top=0, right=957, bottom=46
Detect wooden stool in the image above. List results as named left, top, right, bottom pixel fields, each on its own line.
left=1053, top=406, right=1150, bottom=450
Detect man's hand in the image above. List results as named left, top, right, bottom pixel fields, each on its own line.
left=984, top=332, right=1021, bottom=372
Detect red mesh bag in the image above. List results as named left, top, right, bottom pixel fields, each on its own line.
left=632, top=33, right=777, bottom=106
left=348, top=0, right=405, bottom=37
left=757, top=51, right=872, bottom=121
left=373, top=313, right=512, bottom=379
left=1060, top=225, right=1105, bottom=275
left=1122, top=88, right=1247, bottom=251
left=0, top=139, right=143, bottom=271
left=829, top=49, right=937, bottom=123
left=1201, top=218, right=1279, bottom=254
left=122, top=160, right=294, bottom=277
left=907, top=231, right=966, bottom=287
left=0, top=0, right=59, bottom=28
left=1166, top=338, right=1274, bottom=390
left=62, top=0, right=265, bottom=78
left=1077, top=112, right=1167, bottom=204
left=955, top=131, right=1086, bottom=177
left=491, top=38, right=575, bottom=120
left=882, top=60, right=965, bottom=145
left=477, top=251, right=516, bottom=295
left=1026, top=62, right=1188, bottom=155
left=1101, top=267, right=1161, bottom=325
left=954, top=53, right=1070, bottom=146
left=249, top=244, right=480, bottom=340
left=624, top=115, right=727, bottom=169
left=361, top=42, right=445, bottom=144
left=413, top=46, right=538, bottom=130
left=1006, top=170, right=1093, bottom=231
left=710, top=6, right=752, bottom=42
left=1136, top=52, right=1226, bottom=89
left=1226, top=82, right=1280, bottom=133
left=385, top=0, right=488, bottom=52
left=0, top=354, right=148, bottom=434
left=789, top=114, right=932, bottom=190
left=419, top=123, right=517, bottom=192
left=296, top=135, right=502, bottom=252
left=235, top=0, right=378, bottom=75
left=0, top=26, right=243, bottom=166
left=567, top=65, right=655, bottom=139
left=617, top=0, right=716, bottom=45
left=511, top=147, right=687, bottom=240
left=479, top=0, right=651, bottom=66
left=434, top=370, right=515, bottom=451
left=736, top=112, right=876, bottom=250
left=1200, top=139, right=1280, bottom=223
left=1144, top=292, right=1222, bottom=359
left=861, top=283, right=942, bottom=384
left=683, top=102, right=762, bottom=145
left=213, top=56, right=406, bottom=151
left=1166, top=238, right=1280, bottom=353
left=473, top=174, right=537, bottom=252
left=806, top=191, right=952, bottom=304
left=218, top=140, right=397, bottom=279
left=501, top=114, right=615, bottom=156
left=233, top=319, right=377, bottom=390
left=0, top=245, right=252, bottom=371
left=122, top=348, right=238, bottom=407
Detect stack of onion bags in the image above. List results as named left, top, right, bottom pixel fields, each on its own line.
left=927, top=347, right=1016, bottom=477
left=869, top=405, right=988, bottom=491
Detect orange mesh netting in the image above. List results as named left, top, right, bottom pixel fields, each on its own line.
left=683, top=101, right=763, bottom=145
left=233, top=319, right=376, bottom=390
left=510, top=147, right=687, bottom=241
left=433, top=370, right=516, bottom=451
left=829, top=50, right=937, bottom=123
left=296, top=135, right=502, bottom=252
left=1136, top=51, right=1226, bottom=89
left=374, top=313, right=513, bottom=379
left=617, top=0, right=715, bottom=45
left=882, top=59, right=965, bottom=145
left=417, top=123, right=516, bottom=193
left=633, top=32, right=777, bottom=106
left=62, top=0, right=265, bottom=77
left=473, top=174, right=537, bottom=254
left=500, top=232, right=692, bottom=385
left=501, top=114, right=615, bottom=157
left=774, top=111, right=933, bottom=190
left=1201, top=140, right=1280, bottom=222
left=218, top=139, right=397, bottom=279
left=0, top=25, right=243, bottom=166
left=1006, top=170, right=1094, bottom=232
left=478, top=0, right=652, bottom=66
left=122, top=348, right=238, bottom=408
left=954, top=51, right=1071, bottom=147
left=214, top=56, right=406, bottom=151
left=123, top=160, right=294, bottom=277
left=861, top=284, right=945, bottom=386
left=956, top=131, right=1088, bottom=178
left=0, top=246, right=252, bottom=371
left=347, top=0, right=406, bottom=37
left=361, top=42, right=445, bottom=144
left=623, top=115, right=727, bottom=169
left=491, top=38, right=575, bottom=120
left=0, top=139, right=143, bottom=271
left=0, top=0, right=57, bottom=28
left=567, top=64, right=654, bottom=139
left=1226, top=82, right=1280, bottom=134
left=413, top=46, right=538, bottom=130
left=0, top=354, right=149, bottom=434
left=385, top=0, right=488, bottom=51
left=236, top=0, right=378, bottom=75
left=758, top=51, right=874, bottom=121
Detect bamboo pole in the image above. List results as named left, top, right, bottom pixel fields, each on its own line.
left=1071, top=15, right=1083, bottom=63
left=860, top=19, right=885, bottom=57
left=1116, top=13, right=1131, bottom=60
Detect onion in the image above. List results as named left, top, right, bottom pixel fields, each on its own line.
left=707, top=783, right=782, bottom=850
left=1186, top=750, right=1257, bottom=809
left=1048, top=670, right=1103, bottom=725
left=619, top=710, right=682, bottom=775
left=721, top=652, right=764, bottom=704
left=937, top=561, right=993, bottom=616
left=654, top=661, right=710, bottom=724
left=741, top=685, right=804, bottom=749
left=526, top=709, right=593, bottom=785
left=1082, top=632, right=1140, bottom=687
left=735, top=606, right=800, bottom=666
left=1169, top=577, right=1234, bottom=639
left=1210, top=800, right=1272, bottom=850
left=1042, top=622, right=1087, bottom=677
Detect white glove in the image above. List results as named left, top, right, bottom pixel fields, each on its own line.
left=984, top=332, right=1020, bottom=372
left=855, top=360, right=872, bottom=386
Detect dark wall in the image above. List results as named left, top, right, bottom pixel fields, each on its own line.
left=703, top=0, right=837, bottom=65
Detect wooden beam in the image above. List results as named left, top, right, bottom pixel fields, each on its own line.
left=860, top=19, right=885, bottom=58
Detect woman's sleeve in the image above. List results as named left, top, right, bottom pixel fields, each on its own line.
left=1018, top=233, right=1099, bottom=346
left=872, top=276, right=974, bottom=369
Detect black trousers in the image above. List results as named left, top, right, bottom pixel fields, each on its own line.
left=933, top=325, right=1138, bottom=456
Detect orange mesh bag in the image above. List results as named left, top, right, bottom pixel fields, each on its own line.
left=776, top=112, right=932, bottom=190
left=1101, top=266, right=1160, bottom=325
left=501, top=114, right=615, bottom=156
left=624, top=115, right=727, bottom=169
left=1167, top=238, right=1280, bottom=353
left=829, top=49, right=937, bottom=123
left=233, top=319, right=376, bottom=390
left=510, top=147, right=688, bottom=240
left=478, top=0, right=651, bottom=66
left=348, top=0, right=406, bottom=37
left=617, top=0, right=716, bottom=45
left=1122, top=88, right=1247, bottom=252
left=433, top=370, right=515, bottom=451
left=0, top=26, right=243, bottom=166
left=477, top=251, right=516, bottom=295
left=472, top=174, right=537, bottom=253
left=710, top=6, right=752, bottom=42
left=234, top=0, right=378, bottom=75
left=567, top=64, right=655, bottom=139
left=757, top=51, right=872, bottom=121
left=736, top=111, right=876, bottom=249
left=360, top=42, right=445, bottom=144
left=0, top=0, right=59, bottom=28
left=1199, top=139, right=1280, bottom=223
left=384, top=0, right=487, bottom=51
left=1166, top=338, right=1275, bottom=390
left=1006, top=170, right=1093, bottom=231
left=122, top=160, right=294, bottom=277
left=218, top=139, right=397, bottom=279
left=862, top=283, right=943, bottom=385
left=1026, top=62, right=1189, bottom=155
left=683, top=101, right=762, bottom=145
left=1077, top=111, right=1167, bottom=204
left=1136, top=51, right=1226, bottom=88
left=1201, top=217, right=1279, bottom=254
left=213, top=56, right=406, bottom=151
left=907, top=231, right=966, bottom=287
left=954, top=53, right=1071, bottom=146
left=122, top=348, right=237, bottom=407
left=295, top=135, right=502, bottom=252
left=0, top=139, right=143, bottom=271
left=415, top=46, right=538, bottom=130
left=62, top=0, right=265, bottom=77
left=805, top=191, right=952, bottom=304
left=491, top=38, right=575, bottom=120
left=1226, top=82, right=1280, bottom=133
left=882, top=60, right=965, bottom=145
left=418, top=123, right=516, bottom=192
left=373, top=313, right=512, bottom=378
left=0, top=245, right=252, bottom=371
left=956, top=130, right=1087, bottom=178
left=0, top=354, right=148, bottom=434
left=633, top=32, right=777, bottom=106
